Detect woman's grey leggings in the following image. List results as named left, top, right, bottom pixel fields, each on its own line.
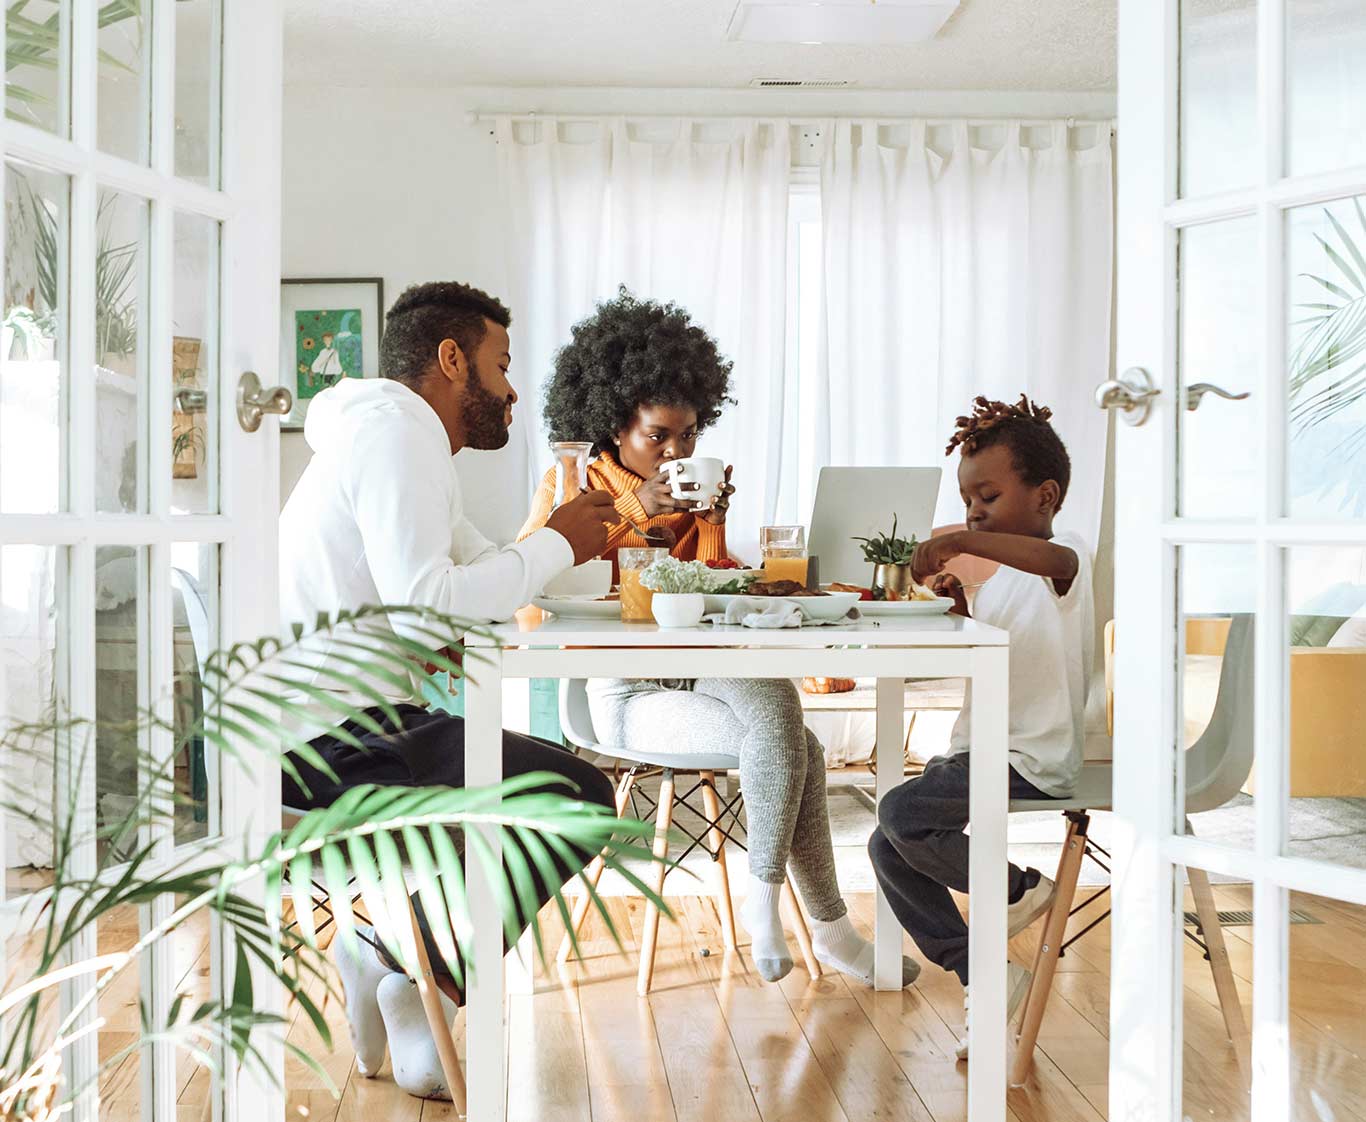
left=587, top=677, right=846, bottom=922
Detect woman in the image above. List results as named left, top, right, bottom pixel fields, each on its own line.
left=519, top=290, right=917, bottom=988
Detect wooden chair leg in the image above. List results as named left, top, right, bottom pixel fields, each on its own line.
left=699, top=770, right=739, bottom=952
left=557, top=767, right=637, bottom=964
left=783, top=877, right=822, bottom=979
left=406, top=893, right=467, bottom=1114
left=637, top=770, right=676, bottom=996
left=1187, top=859, right=1252, bottom=1090
left=1011, top=814, right=1087, bottom=1087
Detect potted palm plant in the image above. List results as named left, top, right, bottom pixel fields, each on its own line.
left=0, top=605, right=668, bottom=1120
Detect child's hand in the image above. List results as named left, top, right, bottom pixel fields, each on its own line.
left=928, top=572, right=969, bottom=616
left=911, top=532, right=963, bottom=584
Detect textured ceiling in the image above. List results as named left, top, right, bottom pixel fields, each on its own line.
left=283, top=0, right=1116, bottom=91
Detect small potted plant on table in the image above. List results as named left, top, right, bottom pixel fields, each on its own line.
left=853, top=514, right=920, bottom=599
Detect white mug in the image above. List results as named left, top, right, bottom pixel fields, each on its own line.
left=664, top=456, right=725, bottom=508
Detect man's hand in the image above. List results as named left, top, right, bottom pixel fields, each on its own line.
left=546, top=491, right=621, bottom=565
left=698, top=466, right=735, bottom=526
left=928, top=572, right=969, bottom=617
left=911, top=531, right=964, bottom=584
left=634, top=470, right=690, bottom=518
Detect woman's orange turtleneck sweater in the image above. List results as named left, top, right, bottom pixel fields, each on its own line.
left=517, top=450, right=728, bottom=577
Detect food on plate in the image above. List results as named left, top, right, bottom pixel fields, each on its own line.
left=829, top=581, right=876, bottom=601
left=801, top=677, right=856, bottom=694
left=704, top=558, right=743, bottom=570
left=746, top=580, right=827, bottom=598
left=827, top=580, right=941, bottom=603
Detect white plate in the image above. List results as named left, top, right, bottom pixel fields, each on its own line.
left=532, top=596, right=622, bottom=620
left=703, top=590, right=862, bottom=623
left=856, top=597, right=955, bottom=618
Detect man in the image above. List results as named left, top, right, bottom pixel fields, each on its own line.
left=279, top=280, right=619, bottom=1099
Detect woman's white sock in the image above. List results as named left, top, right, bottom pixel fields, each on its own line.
left=376, top=971, right=461, bottom=1100
left=739, top=877, right=793, bottom=982
left=811, top=912, right=921, bottom=989
left=332, top=924, right=392, bottom=1077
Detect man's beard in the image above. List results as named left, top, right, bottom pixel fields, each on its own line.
left=462, top=374, right=511, bottom=450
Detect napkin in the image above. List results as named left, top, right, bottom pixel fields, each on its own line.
left=705, top=597, right=862, bottom=629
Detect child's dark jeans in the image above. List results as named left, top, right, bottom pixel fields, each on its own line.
left=867, top=752, right=1056, bottom=985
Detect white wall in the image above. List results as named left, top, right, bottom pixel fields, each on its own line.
left=281, top=83, right=1116, bottom=542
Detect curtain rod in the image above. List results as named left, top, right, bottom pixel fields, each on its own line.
left=468, top=110, right=1117, bottom=130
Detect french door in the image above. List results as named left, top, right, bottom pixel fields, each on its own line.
left=1112, top=2, right=1366, bottom=1121
left=0, top=1, right=284, bottom=1120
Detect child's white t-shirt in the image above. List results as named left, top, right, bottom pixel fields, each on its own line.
left=946, top=530, right=1094, bottom=798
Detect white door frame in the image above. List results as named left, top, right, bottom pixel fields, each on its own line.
left=0, top=1, right=284, bottom=1119
left=1111, top=2, right=1366, bottom=1121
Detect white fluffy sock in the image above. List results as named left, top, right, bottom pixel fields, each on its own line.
left=332, top=924, right=392, bottom=1077
left=739, top=877, right=793, bottom=982
left=811, top=913, right=921, bottom=989
left=376, top=971, right=461, bottom=1101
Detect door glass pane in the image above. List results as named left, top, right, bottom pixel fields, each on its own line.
left=171, top=212, right=219, bottom=514
left=1181, top=0, right=1258, bottom=197
left=95, top=190, right=147, bottom=514
left=1288, top=1, right=1366, bottom=177
left=1, top=544, right=64, bottom=896
left=1284, top=545, right=1366, bottom=868
left=1180, top=544, right=1257, bottom=845
left=1179, top=219, right=1260, bottom=519
left=175, top=0, right=221, bottom=185
left=1290, top=892, right=1366, bottom=1122
left=96, top=0, right=149, bottom=163
left=171, top=899, right=219, bottom=1116
left=5, top=0, right=70, bottom=135
left=1180, top=867, right=1252, bottom=1122
left=95, top=545, right=146, bottom=862
left=98, top=904, right=144, bottom=1120
left=172, top=543, right=217, bottom=844
left=3, top=163, right=68, bottom=514
left=1286, top=195, right=1366, bottom=520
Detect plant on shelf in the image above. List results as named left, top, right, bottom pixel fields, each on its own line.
left=0, top=605, right=668, bottom=1121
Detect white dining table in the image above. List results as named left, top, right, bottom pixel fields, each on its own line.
left=460, top=612, right=1010, bottom=1122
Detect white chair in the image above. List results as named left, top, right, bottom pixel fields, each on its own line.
left=1009, top=614, right=1254, bottom=1087
left=555, top=678, right=822, bottom=994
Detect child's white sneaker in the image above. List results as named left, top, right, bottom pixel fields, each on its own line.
left=1008, top=874, right=1056, bottom=937
left=955, top=962, right=1031, bottom=1061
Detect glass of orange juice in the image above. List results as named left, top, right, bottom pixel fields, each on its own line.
left=619, top=547, right=669, bottom=622
left=760, top=525, right=809, bottom=586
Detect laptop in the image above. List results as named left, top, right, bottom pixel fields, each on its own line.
left=807, top=467, right=943, bottom=586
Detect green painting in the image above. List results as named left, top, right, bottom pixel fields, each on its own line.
left=294, top=308, right=364, bottom=400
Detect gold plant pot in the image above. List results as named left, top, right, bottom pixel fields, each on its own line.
left=872, top=563, right=917, bottom=598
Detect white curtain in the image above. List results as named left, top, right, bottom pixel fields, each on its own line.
left=818, top=119, right=1114, bottom=545
left=496, top=116, right=790, bottom=558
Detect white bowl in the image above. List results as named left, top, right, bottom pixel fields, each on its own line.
left=651, top=592, right=706, bottom=628
left=543, top=558, right=612, bottom=599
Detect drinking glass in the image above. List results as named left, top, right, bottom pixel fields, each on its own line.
left=550, top=441, right=595, bottom=509
left=619, top=547, right=669, bottom=623
left=760, top=525, right=809, bottom=586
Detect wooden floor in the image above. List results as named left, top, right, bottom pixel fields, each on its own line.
left=48, top=880, right=1359, bottom=1121
left=262, top=883, right=1362, bottom=1122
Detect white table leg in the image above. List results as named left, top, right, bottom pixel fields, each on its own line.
left=464, top=646, right=506, bottom=1122
left=968, top=645, right=1009, bottom=1121
left=874, top=677, right=903, bottom=991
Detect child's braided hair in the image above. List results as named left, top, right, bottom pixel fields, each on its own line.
left=946, top=394, right=1072, bottom=510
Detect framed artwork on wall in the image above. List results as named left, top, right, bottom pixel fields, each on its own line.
left=279, top=276, right=384, bottom=429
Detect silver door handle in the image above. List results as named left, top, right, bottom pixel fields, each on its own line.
left=1185, top=382, right=1250, bottom=411
left=1094, top=367, right=1159, bottom=426
left=236, top=371, right=292, bottom=433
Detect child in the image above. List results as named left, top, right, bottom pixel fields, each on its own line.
left=868, top=394, right=1094, bottom=1060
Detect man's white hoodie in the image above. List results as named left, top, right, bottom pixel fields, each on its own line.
left=279, top=378, right=572, bottom=735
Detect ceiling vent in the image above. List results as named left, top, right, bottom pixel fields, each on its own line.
left=749, top=78, right=857, bottom=88
left=728, top=0, right=960, bottom=45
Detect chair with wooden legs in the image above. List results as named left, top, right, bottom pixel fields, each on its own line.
left=1008, top=615, right=1255, bottom=1090
left=555, top=679, right=822, bottom=994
